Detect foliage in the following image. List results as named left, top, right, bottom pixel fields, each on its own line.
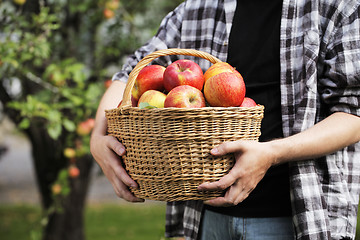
left=0, top=0, right=183, bottom=238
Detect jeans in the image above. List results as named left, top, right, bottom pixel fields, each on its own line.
left=199, top=209, right=295, bottom=240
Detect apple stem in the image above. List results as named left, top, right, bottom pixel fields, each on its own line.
left=177, top=63, right=186, bottom=72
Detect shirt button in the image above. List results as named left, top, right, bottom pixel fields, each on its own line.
left=223, top=41, right=228, bottom=46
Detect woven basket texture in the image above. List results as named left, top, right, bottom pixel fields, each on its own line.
left=105, top=49, right=264, bottom=201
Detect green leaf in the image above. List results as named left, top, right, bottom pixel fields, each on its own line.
left=62, top=118, right=76, bottom=132
left=62, top=186, right=71, bottom=196
left=138, top=102, right=157, bottom=109
left=18, top=118, right=30, bottom=129
left=47, top=122, right=62, bottom=140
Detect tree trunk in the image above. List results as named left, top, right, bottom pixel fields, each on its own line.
left=26, top=124, right=93, bottom=240
left=43, top=155, right=93, bottom=240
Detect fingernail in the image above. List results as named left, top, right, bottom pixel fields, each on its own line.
left=118, top=147, right=125, bottom=155
left=198, top=182, right=208, bottom=190
left=211, top=148, right=219, bottom=155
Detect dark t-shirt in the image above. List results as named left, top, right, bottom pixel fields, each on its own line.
left=205, top=0, right=292, bottom=217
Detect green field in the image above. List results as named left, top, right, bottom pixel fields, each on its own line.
left=0, top=203, right=359, bottom=239
left=0, top=203, right=168, bottom=240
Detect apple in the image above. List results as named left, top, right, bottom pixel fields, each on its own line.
left=164, top=85, right=206, bottom=108
left=103, top=8, right=115, bottom=19
left=204, top=62, right=242, bottom=83
left=117, top=96, right=137, bottom=108
left=204, top=72, right=246, bottom=107
left=105, top=0, right=120, bottom=10
left=137, top=90, right=167, bottom=108
left=64, top=148, right=76, bottom=159
left=163, top=59, right=204, bottom=92
left=131, top=65, right=166, bottom=101
left=104, top=79, right=112, bottom=88
left=52, top=183, right=62, bottom=195
left=13, top=0, right=26, bottom=5
left=68, top=165, right=80, bottom=178
left=77, top=118, right=95, bottom=136
left=240, top=97, right=257, bottom=107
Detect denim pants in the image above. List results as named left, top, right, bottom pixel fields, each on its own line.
left=199, top=209, right=295, bottom=240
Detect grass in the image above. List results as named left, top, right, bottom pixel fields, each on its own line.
left=85, top=203, right=167, bottom=240
left=1, top=203, right=360, bottom=239
left=0, top=205, right=41, bottom=240
left=0, top=203, right=168, bottom=240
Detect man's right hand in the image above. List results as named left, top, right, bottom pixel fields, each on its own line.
left=90, top=80, right=144, bottom=202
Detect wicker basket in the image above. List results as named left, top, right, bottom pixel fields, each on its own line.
left=105, top=49, right=264, bottom=202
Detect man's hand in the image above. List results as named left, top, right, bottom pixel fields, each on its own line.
left=198, top=140, right=274, bottom=207
left=90, top=133, right=144, bottom=202
left=90, top=80, right=144, bottom=203
left=198, top=112, right=360, bottom=207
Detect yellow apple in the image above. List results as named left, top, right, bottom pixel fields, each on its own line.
left=137, top=90, right=167, bottom=108
left=13, top=0, right=26, bottom=5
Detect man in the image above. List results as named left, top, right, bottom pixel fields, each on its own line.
left=90, top=0, right=360, bottom=239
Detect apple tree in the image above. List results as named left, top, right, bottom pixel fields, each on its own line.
left=0, top=0, right=182, bottom=239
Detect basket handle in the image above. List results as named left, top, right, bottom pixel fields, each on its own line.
left=120, top=48, right=223, bottom=107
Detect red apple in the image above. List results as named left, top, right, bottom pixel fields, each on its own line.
left=68, top=165, right=80, bottom=178
left=137, top=90, right=167, bottom=108
left=77, top=118, right=95, bottom=136
left=103, top=8, right=115, bottom=19
left=117, top=96, right=137, bottom=108
left=163, top=59, right=204, bottom=92
left=240, top=97, right=257, bottom=107
left=204, top=62, right=242, bottom=83
left=164, top=85, right=206, bottom=108
left=104, top=79, right=112, bottom=88
left=131, top=65, right=166, bottom=101
left=204, top=72, right=246, bottom=107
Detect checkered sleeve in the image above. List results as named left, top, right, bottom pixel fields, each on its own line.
left=111, top=2, right=185, bottom=82
left=319, top=4, right=360, bottom=117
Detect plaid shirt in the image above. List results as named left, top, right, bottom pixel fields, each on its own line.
left=113, top=0, right=360, bottom=239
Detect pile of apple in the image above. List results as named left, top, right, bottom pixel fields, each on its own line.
left=129, top=59, right=257, bottom=109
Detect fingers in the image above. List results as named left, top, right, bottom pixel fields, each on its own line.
left=203, top=181, right=254, bottom=207
left=108, top=169, right=144, bottom=202
left=109, top=153, right=138, bottom=188
left=200, top=140, right=267, bottom=207
left=198, top=170, right=238, bottom=191
left=102, top=135, right=138, bottom=188
left=211, top=140, right=246, bottom=156
left=92, top=135, right=143, bottom=202
left=106, top=135, right=126, bottom=156
left=199, top=172, right=248, bottom=207
left=198, top=156, right=245, bottom=191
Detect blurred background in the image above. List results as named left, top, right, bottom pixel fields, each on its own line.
left=0, top=0, right=182, bottom=239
